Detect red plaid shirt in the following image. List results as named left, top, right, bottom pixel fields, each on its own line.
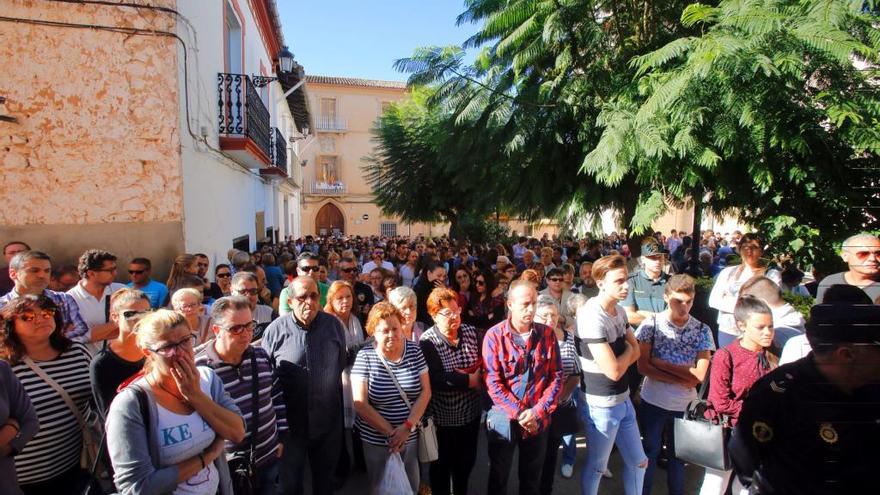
left=482, top=319, right=562, bottom=438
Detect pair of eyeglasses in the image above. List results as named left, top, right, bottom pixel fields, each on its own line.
left=179, top=303, right=201, bottom=311
left=216, top=273, right=231, bottom=279
left=548, top=277, right=564, bottom=282
left=128, top=269, right=146, bottom=275
left=224, top=320, right=257, bottom=335
left=298, top=265, right=320, bottom=272
left=147, top=334, right=197, bottom=357
left=340, top=267, right=358, bottom=273
left=19, top=309, right=57, bottom=322
left=293, top=292, right=320, bottom=302
left=475, top=279, right=486, bottom=286
left=235, top=288, right=260, bottom=296
left=121, top=309, right=153, bottom=321
left=436, top=309, right=461, bottom=319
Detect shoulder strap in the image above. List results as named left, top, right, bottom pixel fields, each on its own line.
left=376, top=351, right=413, bottom=411
left=22, top=356, right=88, bottom=431
left=104, top=293, right=111, bottom=323
left=248, top=349, right=259, bottom=459
left=133, top=384, right=159, bottom=470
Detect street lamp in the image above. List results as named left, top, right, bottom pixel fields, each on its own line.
left=252, top=46, right=296, bottom=88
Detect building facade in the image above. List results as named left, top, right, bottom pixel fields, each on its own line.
left=0, top=0, right=309, bottom=278
left=300, top=75, right=442, bottom=237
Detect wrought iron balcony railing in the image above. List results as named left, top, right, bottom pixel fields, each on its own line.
left=314, top=115, right=348, bottom=131
left=311, top=180, right=346, bottom=195
left=270, top=127, right=287, bottom=170
left=218, top=73, right=271, bottom=160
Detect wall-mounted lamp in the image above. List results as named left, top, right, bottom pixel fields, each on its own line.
left=252, top=46, right=296, bottom=88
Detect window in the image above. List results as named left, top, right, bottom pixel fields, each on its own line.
left=380, top=222, right=398, bottom=237
left=320, top=98, right=337, bottom=126
left=317, top=156, right=339, bottom=184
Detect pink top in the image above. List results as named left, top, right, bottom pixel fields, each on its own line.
left=705, top=341, right=774, bottom=426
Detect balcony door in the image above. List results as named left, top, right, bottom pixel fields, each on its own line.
left=225, top=3, right=242, bottom=74
left=316, top=203, right=344, bottom=235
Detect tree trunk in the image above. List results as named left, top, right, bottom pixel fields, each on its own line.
left=447, top=213, right=459, bottom=240
left=688, top=191, right=703, bottom=276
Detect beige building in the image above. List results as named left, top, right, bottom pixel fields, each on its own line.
left=300, top=76, right=447, bottom=237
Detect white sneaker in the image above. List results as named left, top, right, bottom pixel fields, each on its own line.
left=561, top=464, right=574, bottom=478
left=602, top=468, right=613, bottom=479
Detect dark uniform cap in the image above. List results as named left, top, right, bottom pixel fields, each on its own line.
left=641, top=238, right=664, bottom=256
left=806, top=303, right=880, bottom=344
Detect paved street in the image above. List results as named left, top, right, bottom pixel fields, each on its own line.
left=334, top=426, right=705, bottom=494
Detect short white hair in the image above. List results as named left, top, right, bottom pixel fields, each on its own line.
left=842, top=233, right=879, bottom=251
left=388, top=286, right=416, bottom=307
left=171, top=288, right=202, bottom=307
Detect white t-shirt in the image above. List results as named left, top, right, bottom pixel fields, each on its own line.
left=67, top=282, right=126, bottom=354
left=779, top=335, right=812, bottom=365
left=154, top=368, right=219, bottom=495
left=576, top=298, right=631, bottom=407
left=362, top=260, right=395, bottom=275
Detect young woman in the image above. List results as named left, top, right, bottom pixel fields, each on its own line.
left=464, top=268, right=505, bottom=333
left=450, top=268, right=474, bottom=308
left=699, top=295, right=777, bottom=495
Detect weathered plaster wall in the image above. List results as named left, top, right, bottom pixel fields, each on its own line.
left=0, top=0, right=183, bottom=226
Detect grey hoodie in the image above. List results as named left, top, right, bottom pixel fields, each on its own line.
left=105, top=368, right=243, bottom=495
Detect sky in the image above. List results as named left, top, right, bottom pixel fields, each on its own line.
left=278, top=0, right=477, bottom=82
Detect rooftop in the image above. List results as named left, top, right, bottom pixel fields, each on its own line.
left=305, top=75, right=408, bottom=90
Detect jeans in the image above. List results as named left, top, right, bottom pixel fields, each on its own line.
left=487, top=426, right=548, bottom=495
left=362, top=441, right=420, bottom=495
left=640, top=401, right=685, bottom=495
left=430, top=420, right=480, bottom=495
left=560, top=388, right=585, bottom=467
left=257, top=458, right=281, bottom=495
left=280, top=428, right=342, bottom=495
left=581, top=397, right=647, bottom=495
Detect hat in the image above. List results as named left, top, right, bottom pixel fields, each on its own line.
left=641, top=238, right=664, bottom=257
left=806, top=304, right=880, bottom=345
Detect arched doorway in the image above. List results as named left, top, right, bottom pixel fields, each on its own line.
left=315, top=202, right=344, bottom=235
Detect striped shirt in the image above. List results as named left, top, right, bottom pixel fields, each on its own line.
left=194, top=344, right=288, bottom=467
left=557, top=329, right=581, bottom=406
left=11, top=343, right=92, bottom=484
left=351, top=341, right=428, bottom=446
left=577, top=298, right=630, bottom=407
left=0, top=289, right=90, bottom=343
left=419, top=324, right=482, bottom=427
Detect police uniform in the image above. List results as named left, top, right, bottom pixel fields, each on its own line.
left=622, top=269, right=670, bottom=314
left=729, top=304, right=880, bottom=494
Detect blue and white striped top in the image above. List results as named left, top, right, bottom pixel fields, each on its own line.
left=351, top=341, right=428, bottom=446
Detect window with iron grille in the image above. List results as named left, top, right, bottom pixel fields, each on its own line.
left=380, top=222, right=397, bottom=237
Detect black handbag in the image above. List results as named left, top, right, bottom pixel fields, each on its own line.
left=228, top=351, right=260, bottom=495
left=672, top=348, right=732, bottom=471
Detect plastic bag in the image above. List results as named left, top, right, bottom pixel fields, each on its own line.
left=377, top=452, right=412, bottom=495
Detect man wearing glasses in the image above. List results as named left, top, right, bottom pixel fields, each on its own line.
left=816, top=233, right=880, bottom=303
left=196, top=296, right=288, bottom=494
left=361, top=247, right=394, bottom=278
left=67, top=249, right=127, bottom=352
left=338, top=256, right=374, bottom=326
left=89, top=288, right=152, bottom=418
left=262, top=277, right=347, bottom=495
left=280, top=253, right=330, bottom=317
left=539, top=267, right=575, bottom=330
left=126, top=257, right=169, bottom=309
left=0, top=240, right=30, bottom=295
left=231, top=271, right=276, bottom=340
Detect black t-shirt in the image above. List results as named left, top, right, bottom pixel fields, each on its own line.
left=89, top=345, right=145, bottom=417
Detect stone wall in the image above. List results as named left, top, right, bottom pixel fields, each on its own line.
left=0, top=0, right=183, bottom=226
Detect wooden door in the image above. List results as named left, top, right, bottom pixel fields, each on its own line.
left=316, top=203, right=344, bottom=235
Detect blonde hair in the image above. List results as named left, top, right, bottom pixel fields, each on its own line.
left=135, top=309, right=191, bottom=371
left=365, top=302, right=404, bottom=337
left=324, top=281, right=355, bottom=316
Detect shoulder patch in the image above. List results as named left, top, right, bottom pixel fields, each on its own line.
left=752, top=421, right=774, bottom=443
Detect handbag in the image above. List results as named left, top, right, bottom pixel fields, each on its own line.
left=227, top=351, right=260, bottom=495
left=376, top=353, right=439, bottom=462
left=486, top=330, right=533, bottom=442
left=22, top=356, right=108, bottom=493
left=672, top=348, right=732, bottom=471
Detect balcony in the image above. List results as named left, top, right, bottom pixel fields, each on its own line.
left=218, top=73, right=271, bottom=168
left=260, top=127, right=289, bottom=179
left=315, top=115, right=348, bottom=132
left=310, top=180, right=347, bottom=195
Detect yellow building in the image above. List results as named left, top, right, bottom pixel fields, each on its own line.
left=299, top=75, right=447, bottom=237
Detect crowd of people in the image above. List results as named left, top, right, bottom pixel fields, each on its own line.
left=0, top=229, right=877, bottom=495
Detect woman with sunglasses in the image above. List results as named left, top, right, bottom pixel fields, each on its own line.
left=464, top=267, right=505, bottom=334
left=450, top=268, right=475, bottom=309
left=0, top=295, right=91, bottom=494
left=106, top=309, right=245, bottom=495
left=709, top=233, right=781, bottom=348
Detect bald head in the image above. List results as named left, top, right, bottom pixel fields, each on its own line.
left=288, top=276, right=320, bottom=325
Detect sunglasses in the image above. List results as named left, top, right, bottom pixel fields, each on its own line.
left=235, top=288, right=260, bottom=296
left=851, top=250, right=880, bottom=261
left=216, top=272, right=231, bottom=278
left=293, top=292, right=320, bottom=302
left=298, top=265, right=320, bottom=272
left=548, top=277, right=564, bottom=282
left=121, top=309, right=153, bottom=321
left=147, top=334, right=197, bottom=357
left=475, top=279, right=486, bottom=286
left=224, top=320, right=257, bottom=335
left=128, top=269, right=146, bottom=275
left=340, top=267, right=358, bottom=273
left=19, top=309, right=57, bottom=322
